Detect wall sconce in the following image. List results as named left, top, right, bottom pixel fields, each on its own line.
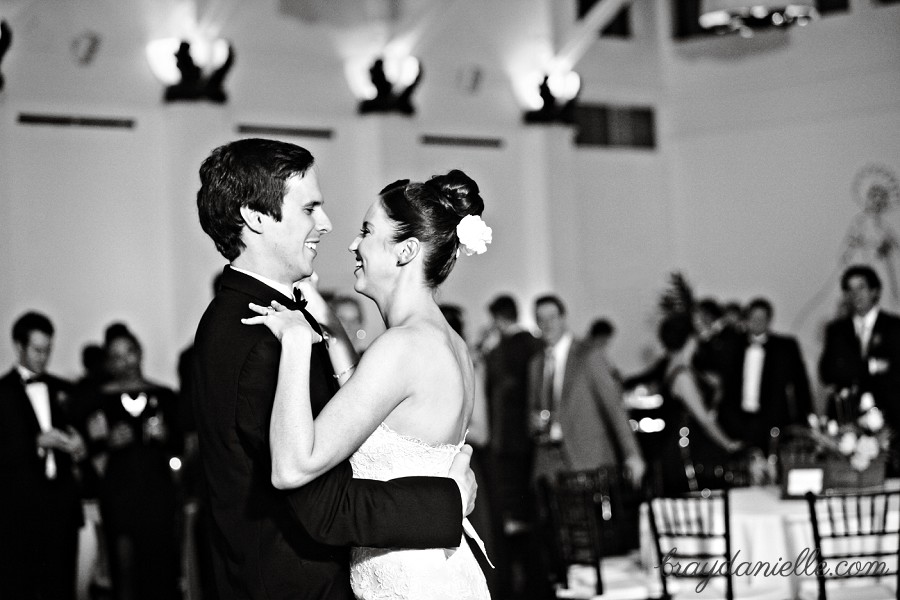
left=146, top=37, right=234, bottom=103
left=0, top=20, right=11, bottom=92
left=357, top=55, right=422, bottom=116
left=523, top=69, right=581, bottom=125
left=699, top=0, right=818, bottom=37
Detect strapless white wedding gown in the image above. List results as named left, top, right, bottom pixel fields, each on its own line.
left=349, top=422, right=491, bottom=600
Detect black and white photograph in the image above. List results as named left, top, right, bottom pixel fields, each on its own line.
left=1, top=1, right=899, bottom=599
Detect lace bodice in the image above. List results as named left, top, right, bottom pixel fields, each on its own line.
left=350, top=422, right=462, bottom=479
left=348, top=423, right=491, bottom=600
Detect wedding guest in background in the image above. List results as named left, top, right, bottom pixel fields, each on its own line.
left=529, top=295, right=644, bottom=486
left=528, top=294, right=645, bottom=589
left=588, top=317, right=615, bottom=350
left=721, top=301, right=745, bottom=333
left=75, top=342, right=108, bottom=399
left=718, top=297, right=813, bottom=454
left=656, top=314, right=742, bottom=494
left=84, top=323, right=183, bottom=600
left=0, top=311, right=87, bottom=600
left=587, top=317, right=622, bottom=382
left=482, top=294, right=543, bottom=600
left=528, top=294, right=645, bottom=597
left=693, top=297, right=724, bottom=342
left=691, top=297, right=741, bottom=410
left=819, top=264, right=900, bottom=474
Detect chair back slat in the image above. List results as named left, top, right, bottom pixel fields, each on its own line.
left=541, top=469, right=618, bottom=596
left=648, top=490, right=734, bottom=600
left=804, top=489, right=900, bottom=600
left=855, top=494, right=863, bottom=536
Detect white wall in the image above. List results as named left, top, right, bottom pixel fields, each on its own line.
left=1, top=0, right=899, bottom=396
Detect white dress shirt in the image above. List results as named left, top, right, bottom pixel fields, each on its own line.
left=230, top=265, right=296, bottom=301
left=17, top=366, right=57, bottom=478
left=741, top=335, right=767, bottom=414
left=853, top=307, right=879, bottom=356
left=546, top=332, right=573, bottom=408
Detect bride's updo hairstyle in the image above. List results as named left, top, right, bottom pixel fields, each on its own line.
left=379, top=169, right=484, bottom=288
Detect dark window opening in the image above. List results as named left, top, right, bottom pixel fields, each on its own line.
left=578, top=0, right=633, bottom=38
left=574, top=104, right=656, bottom=149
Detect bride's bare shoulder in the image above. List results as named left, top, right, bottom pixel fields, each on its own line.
left=362, top=323, right=447, bottom=365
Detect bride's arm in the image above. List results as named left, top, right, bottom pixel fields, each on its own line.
left=270, top=327, right=413, bottom=489
left=671, top=370, right=742, bottom=453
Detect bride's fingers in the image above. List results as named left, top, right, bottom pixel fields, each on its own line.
left=270, top=300, right=288, bottom=311
left=248, top=303, right=270, bottom=315
left=241, top=316, right=267, bottom=325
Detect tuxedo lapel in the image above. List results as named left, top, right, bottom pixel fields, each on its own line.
left=11, top=372, right=43, bottom=436
left=220, top=266, right=337, bottom=415
left=868, top=313, right=888, bottom=358
left=46, top=378, right=70, bottom=431
left=839, top=318, right=864, bottom=361
left=221, top=266, right=322, bottom=333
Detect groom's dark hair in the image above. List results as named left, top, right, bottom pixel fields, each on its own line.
left=197, top=138, right=315, bottom=261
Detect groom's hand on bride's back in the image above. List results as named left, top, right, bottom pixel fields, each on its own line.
left=449, top=444, right=477, bottom=517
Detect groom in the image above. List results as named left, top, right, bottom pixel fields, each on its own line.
left=192, top=138, right=475, bottom=599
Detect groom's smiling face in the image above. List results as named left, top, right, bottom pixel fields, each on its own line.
left=263, top=170, right=332, bottom=283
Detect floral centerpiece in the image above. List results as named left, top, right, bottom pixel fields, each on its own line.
left=798, top=393, right=892, bottom=490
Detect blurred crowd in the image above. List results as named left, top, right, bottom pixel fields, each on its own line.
left=2, top=263, right=899, bottom=600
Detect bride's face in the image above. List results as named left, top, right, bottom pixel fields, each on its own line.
left=349, top=200, right=398, bottom=298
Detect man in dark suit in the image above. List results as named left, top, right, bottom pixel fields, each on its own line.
left=483, top=295, right=543, bottom=524
left=819, top=265, right=900, bottom=460
left=192, top=138, right=475, bottom=600
left=718, top=297, right=813, bottom=453
left=480, top=294, right=543, bottom=599
left=0, top=311, right=87, bottom=600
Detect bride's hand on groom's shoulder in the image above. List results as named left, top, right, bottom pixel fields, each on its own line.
left=294, top=274, right=332, bottom=326
left=242, top=300, right=323, bottom=344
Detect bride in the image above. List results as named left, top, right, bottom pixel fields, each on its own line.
left=243, top=170, right=493, bottom=600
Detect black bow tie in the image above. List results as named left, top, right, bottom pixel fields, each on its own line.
left=22, top=373, right=47, bottom=385
left=292, top=291, right=308, bottom=310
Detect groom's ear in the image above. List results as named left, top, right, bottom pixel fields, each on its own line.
left=395, top=238, right=420, bottom=266
left=239, top=206, right=264, bottom=235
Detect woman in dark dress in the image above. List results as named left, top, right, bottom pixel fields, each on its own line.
left=657, top=315, right=743, bottom=494
left=84, top=323, right=183, bottom=600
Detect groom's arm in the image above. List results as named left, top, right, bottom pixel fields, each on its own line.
left=284, top=463, right=463, bottom=549
left=237, top=337, right=463, bottom=549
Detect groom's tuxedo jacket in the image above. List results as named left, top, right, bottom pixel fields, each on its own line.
left=192, top=266, right=463, bottom=600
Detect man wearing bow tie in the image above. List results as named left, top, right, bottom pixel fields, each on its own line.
left=191, top=139, right=475, bottom=600
left=819, top=265, right=900, bottom=465
left=718, top=298, right=813, bottom=453
left=0, top=311, right=87, bottom=600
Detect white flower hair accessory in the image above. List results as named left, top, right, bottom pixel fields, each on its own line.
left=456, top=215, right=493, bottom=256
